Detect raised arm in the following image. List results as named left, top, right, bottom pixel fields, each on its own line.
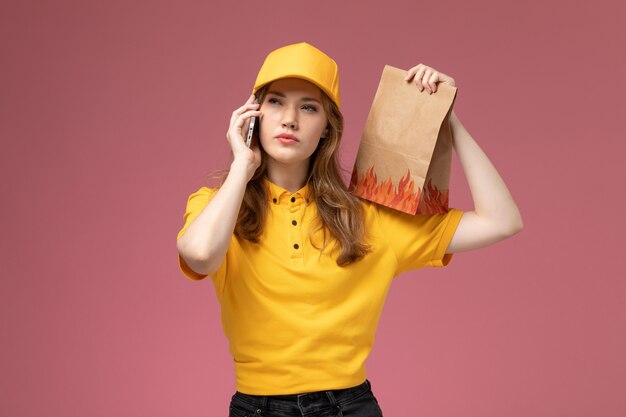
left=176, top=95, right=262, bottom=275
left=176, top=164, right=249, bottom=275
left=445, top=109, right=523, bottom=253
left=404, top=64, right=523, bottom=254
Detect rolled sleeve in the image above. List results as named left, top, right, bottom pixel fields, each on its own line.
left=373, top=203, right=464, bottom=275
left=176, top=187, right=227, bottom=283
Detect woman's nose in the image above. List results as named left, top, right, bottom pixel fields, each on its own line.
left=282, top=120, right=297, bottom=129
left=281, top=109, right=298, bottom=129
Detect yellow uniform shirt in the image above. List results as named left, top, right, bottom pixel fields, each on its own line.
left=177, top=179, right=464, bottom=395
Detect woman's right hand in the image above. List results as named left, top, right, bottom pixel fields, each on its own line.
left=226, top=94, right=262, bottom=181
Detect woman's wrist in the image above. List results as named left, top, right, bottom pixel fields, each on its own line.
left=448, top=110, right=461, bottom=130
left=448, top=110, right=465, bottom=150
left=230, top=158, right=255, bottom=182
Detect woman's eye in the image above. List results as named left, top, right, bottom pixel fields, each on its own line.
left=266, top=98, right=316, bottom=112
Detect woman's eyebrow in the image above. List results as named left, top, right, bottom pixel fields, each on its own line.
left=266, top=91, right=321, bottom=104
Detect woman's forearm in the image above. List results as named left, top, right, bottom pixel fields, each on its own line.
left=449, top=110, right=523, bottom=233
left=176, top=161, right=249, bottom=275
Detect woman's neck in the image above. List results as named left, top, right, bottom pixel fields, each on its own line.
left=266, top=160, right=310, bottom=193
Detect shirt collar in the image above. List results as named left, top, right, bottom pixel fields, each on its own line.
left=264, top=178, right=311, bottom=205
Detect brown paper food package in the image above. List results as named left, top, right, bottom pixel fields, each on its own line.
left=350, top=64, right=458, bottom=215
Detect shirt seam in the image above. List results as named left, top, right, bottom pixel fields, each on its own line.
left=427, top=208, right=463, bottom=267
left=371, top=202, right=400, bottom=275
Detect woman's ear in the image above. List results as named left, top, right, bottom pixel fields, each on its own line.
left=322, top=126, right=329, bottom=139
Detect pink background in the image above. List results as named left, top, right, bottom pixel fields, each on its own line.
left=2, top=0, right=624, bottom=416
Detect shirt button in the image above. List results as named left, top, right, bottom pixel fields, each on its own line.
left=272, top=198, right=277, bottom=204
left=294, top=243, right=299, bottom=249
left=292, top=220, right=297, bottom=226
left=290, top=196, right=296, bottom=202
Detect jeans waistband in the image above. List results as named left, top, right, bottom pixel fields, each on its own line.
left=232, top=379, right=372, bottom=411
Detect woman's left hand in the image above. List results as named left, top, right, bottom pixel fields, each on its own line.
left=404, top=64, right=456, bottom=94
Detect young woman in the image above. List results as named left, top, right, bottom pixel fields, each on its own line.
left=176, top=42, right=522, bottom=417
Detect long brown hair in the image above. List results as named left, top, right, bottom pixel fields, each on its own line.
left=208, top=82, right=372, bottom=266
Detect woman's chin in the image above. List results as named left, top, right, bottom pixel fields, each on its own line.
left=265, top=151, right=311, bottom=168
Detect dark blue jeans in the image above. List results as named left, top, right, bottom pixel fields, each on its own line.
left=228, top=379, right=383, bottom=417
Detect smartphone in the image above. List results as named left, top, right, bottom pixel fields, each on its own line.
left=245, top=98, right=259, bottom=147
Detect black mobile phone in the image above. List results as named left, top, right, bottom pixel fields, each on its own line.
left=245, top=98, right=259, bottom=147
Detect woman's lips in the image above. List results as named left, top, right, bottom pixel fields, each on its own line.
left=276, top=137, right=298, bottom=145
left=276, top=134, right=299, bottom=145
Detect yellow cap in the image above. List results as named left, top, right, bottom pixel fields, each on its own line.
left=253, top=42, right=341, bottom=108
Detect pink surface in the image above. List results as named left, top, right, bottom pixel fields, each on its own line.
left=1, top=1, right=624, bottom=416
